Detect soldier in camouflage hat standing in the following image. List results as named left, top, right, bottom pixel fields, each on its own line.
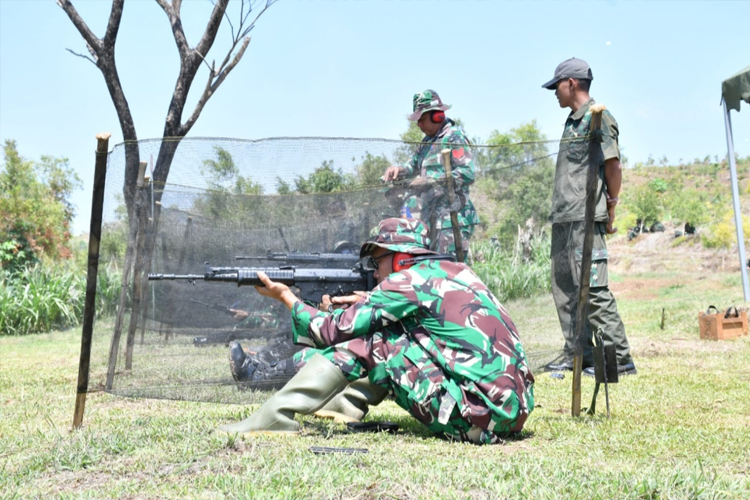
left=382, top=90, right=479, bottom=260
left=218, top=218, right=535, bottom=444
left=542, top=58, right=636, bottom=376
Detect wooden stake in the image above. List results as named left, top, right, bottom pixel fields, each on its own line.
left=571, top=108, right=604, bottom=417
left=73, top=132, right=110, bottom=429
left=661, top=307, right=666, bottom=330
left=441, top=149, right=465, bottom=263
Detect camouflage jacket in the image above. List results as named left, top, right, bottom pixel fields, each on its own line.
left=400, top=120, right=480, bottom=231
left=291, top=259, right=535, bottom=433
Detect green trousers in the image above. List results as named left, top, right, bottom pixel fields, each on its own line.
left=550, top=221, right=632, bottom=367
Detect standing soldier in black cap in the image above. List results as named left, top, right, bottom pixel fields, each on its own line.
left=542, top=58, right=636, bottom=377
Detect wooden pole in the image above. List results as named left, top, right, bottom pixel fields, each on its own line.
left=441, top=149, right=465, bottom=263
left=177, top=216, right=193, bottom=267
left=571, top=107, right=604, bottom=417
left=125, top=162, right=150, bottom=370
left=73, top=132, right=110, bottom=429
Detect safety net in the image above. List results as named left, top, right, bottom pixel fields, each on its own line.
left=92, top=134, right=590, bottom=404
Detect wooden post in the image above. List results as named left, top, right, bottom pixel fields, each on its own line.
left=660, top=308, right=666, bottom=330
left=571, top=107, right=605, bottom=417
left=73, top=132, right=110, bottom=429
left=125, top=162, right=150, bottom=370
left=441, top=149, right=465, bottom=263
left=177, top=216, right=193, bottom=267
left=139, top=186, right=156, bottom=347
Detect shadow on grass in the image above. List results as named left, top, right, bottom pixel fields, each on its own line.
left=300, top=413, right=536, bottom=446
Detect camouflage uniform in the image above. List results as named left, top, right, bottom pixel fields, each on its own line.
left=235, top=304, right=283, bottom=331
left=548, top=96, right=633, bottom=367
left=291, top=219, right=535, bottom=444
left=398, top=90, right=480, bottom=258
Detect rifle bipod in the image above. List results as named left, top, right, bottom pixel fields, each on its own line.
left=586, top=328, right=619, bottom=418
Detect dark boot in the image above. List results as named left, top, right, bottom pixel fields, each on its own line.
left=229, top=341, right=296, bottom=390
left=217, top=353, right=349, bottom=436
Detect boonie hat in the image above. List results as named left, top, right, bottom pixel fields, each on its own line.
left=542, top=58, right=593, bottom=89
left=360, top=218, right=436, bottom=258
left=407, top=89, right=451, bottom=122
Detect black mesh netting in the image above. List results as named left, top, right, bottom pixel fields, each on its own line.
left=95, top=136, right=585, bottom=404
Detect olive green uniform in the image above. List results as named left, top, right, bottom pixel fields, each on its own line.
left=550, top=98, right=632, bottom=366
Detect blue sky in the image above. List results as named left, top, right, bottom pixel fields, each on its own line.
left=1, top=0, right=749, bottom=234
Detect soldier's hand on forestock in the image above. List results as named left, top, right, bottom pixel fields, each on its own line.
left=606, top=205, right=618, bottom=234
left=254, top=271, right=297, bottom=309
left=229, top=309, right=249, bottom=321
left=382, top=166, right=404, bottom=182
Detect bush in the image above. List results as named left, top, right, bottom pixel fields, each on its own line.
left=702, top=212, right=750, bottom=249
left=471, top=236, right=551, bottom=302
left=0, top=264, right=121, bottom=336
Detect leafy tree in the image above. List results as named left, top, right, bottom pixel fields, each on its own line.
left=393, top=121, right=425, bottom=166
left=478, top=120, right=550, bottom=177
left=0, top=140, right=81, bottom=272
left=201, top=146, right=262, bottom=195
left=354, top=152, right=390, bottom=186
left=276, top=177, right=292, bottom=195
left=627, top=181, right=665, bottom=227
left=474, top=121, right=555, bottom=247
left=294, top=160, right=353, bottom=194
left=195, top=146, right=263, bottom=219
left=668, top=188, right=709, bottom=227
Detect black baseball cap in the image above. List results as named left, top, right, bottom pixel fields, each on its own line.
left=542, top=58, right=594, bottom=90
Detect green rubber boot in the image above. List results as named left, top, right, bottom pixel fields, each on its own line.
left=314, top=377, right=389, bottom=423
left=217, top=353, right=348, bottom=436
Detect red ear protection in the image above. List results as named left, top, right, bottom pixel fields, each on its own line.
left=430, top=110, right=445, bottom=124
left=392, top=252, right=416, bottom=272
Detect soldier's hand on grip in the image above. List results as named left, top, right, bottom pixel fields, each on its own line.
left=382, top=166, right=404, bottom=182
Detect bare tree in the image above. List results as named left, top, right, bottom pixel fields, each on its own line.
left=57, top=0, right=277, bottom=384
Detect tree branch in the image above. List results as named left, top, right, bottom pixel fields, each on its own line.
left=56, top=0, right=102, bottom=58
left=155, top=0, right=191, bottom=58
left=65, top=47, right=97, bottom=66
left=194, top=0, right=230, bottom=60
left=181, top=36, right=250, bottom=133
left=179, top=0, right=275, bottom=134
left=103, top=0, right=125, bottom=47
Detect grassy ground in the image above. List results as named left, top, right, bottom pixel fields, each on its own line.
left=2, top=264, right=750, bottom=499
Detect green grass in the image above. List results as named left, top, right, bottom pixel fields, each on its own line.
left=2, top=271, right=750, bottom=499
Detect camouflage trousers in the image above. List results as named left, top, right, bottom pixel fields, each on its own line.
left=432, top=226, right=473, bottom=262
left=550, top=221, right=632, bottom=366
left=292, top=327, right=506, bottom=445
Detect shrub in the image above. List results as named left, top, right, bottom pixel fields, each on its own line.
left=0, top=264, right=121, bottom=336
left=702, top=212, right=750, bottom=249
left=471, top=236, right=551, bottom=302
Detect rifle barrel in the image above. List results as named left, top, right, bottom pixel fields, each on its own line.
left=148, top=273, right=204, bottom=280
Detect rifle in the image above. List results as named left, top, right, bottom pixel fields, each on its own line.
left=235, top=251, right=359, bottom=266
left=188, top=298, right=234, bottom=316
left=149, top=262, right=377, bottom=304
left=187, top=299, right=274, bottom=320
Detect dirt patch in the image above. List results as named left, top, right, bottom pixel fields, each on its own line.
left=610, top=278, right=683, bottom=300
left=608, top=222, right=738, bottom=274
left=636, top=337, right=747, bottom=359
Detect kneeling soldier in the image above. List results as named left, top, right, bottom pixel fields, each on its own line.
left=218, top=218, right=535, bottom=444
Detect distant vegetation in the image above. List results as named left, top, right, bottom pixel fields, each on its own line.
left=0, top=140, right=120, bottom=335
left=616, top=156, right=750, bottom=248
